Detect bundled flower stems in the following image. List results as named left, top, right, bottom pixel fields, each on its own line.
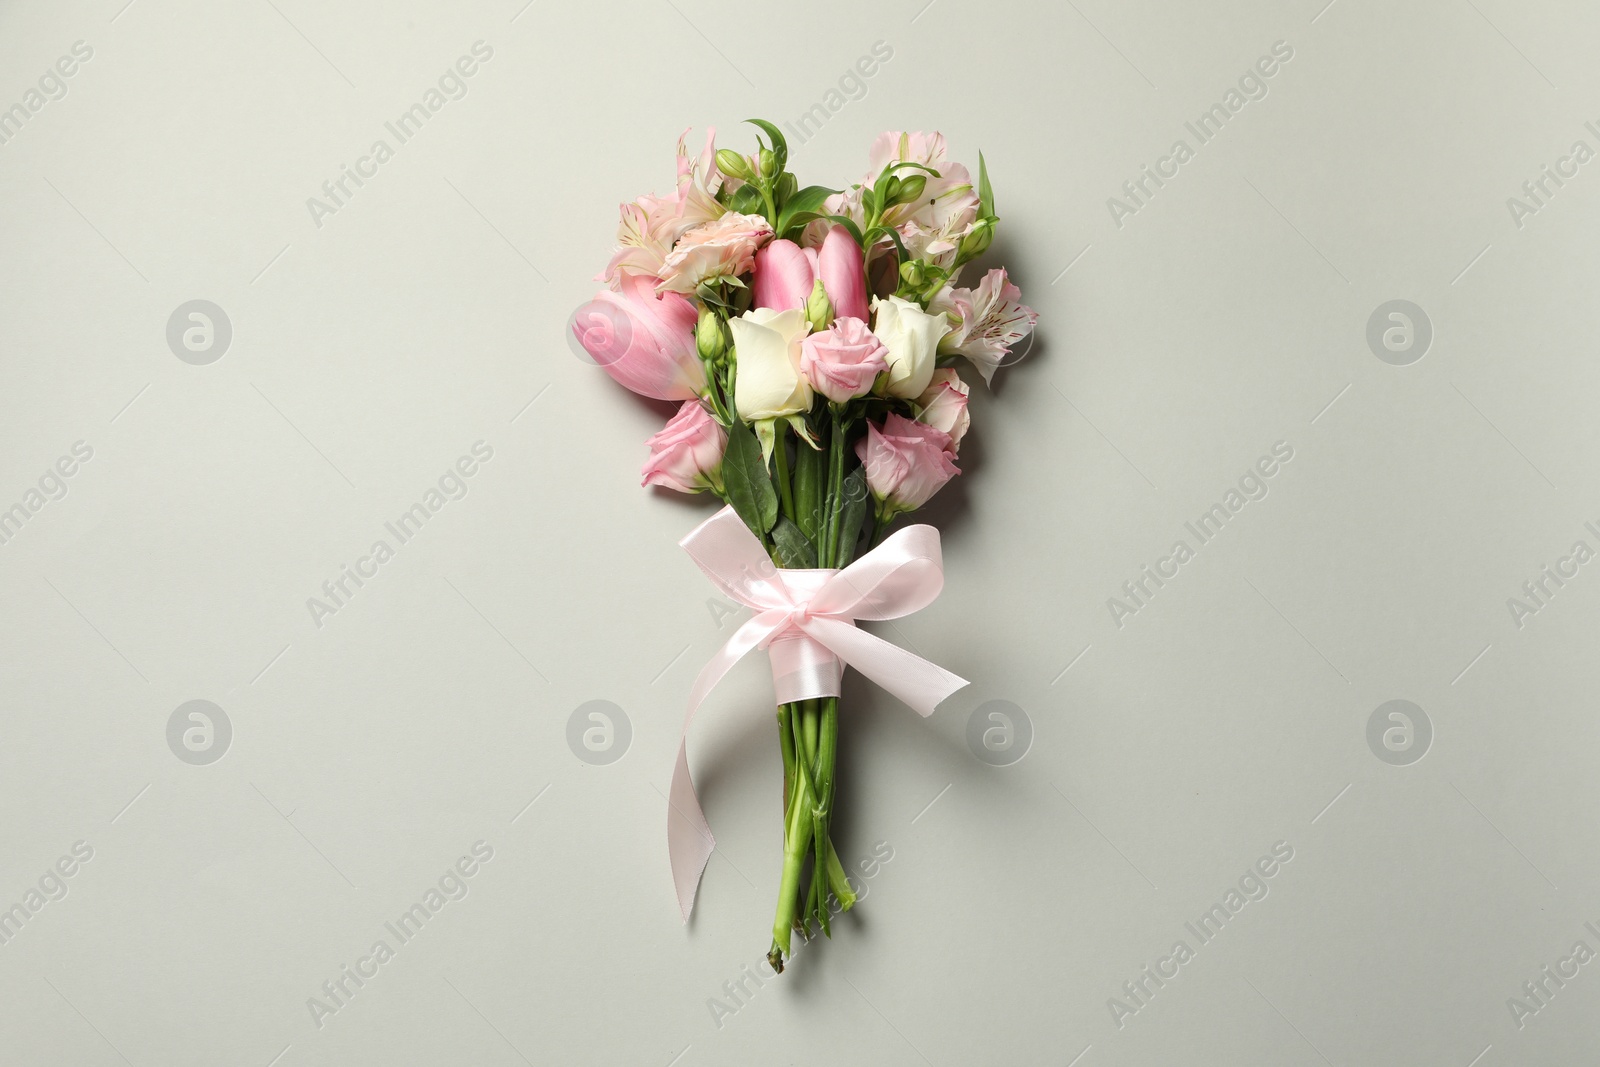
left=573, top=120, right=1037, bottom=971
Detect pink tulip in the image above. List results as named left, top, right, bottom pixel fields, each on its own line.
left=752, top=239, right=819, bottom=312
left=642, top=401, right=726, bottom=493
left=817, top=224, right=869, bottom=321
left=753, top=226, right=869, bottom=320
left=572, top=274, right=705, bottom=401
left=854, top=413, right=959, bottom=516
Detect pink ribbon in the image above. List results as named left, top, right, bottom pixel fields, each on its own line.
left=668, top=505, right=969, bottom=920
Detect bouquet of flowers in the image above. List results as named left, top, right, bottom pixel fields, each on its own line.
left=572, top=120, right=1036, bottom=972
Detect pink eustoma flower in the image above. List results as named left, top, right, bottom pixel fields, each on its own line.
left=573, top=273, right=705, bottom=401
left=916, top=368, right=970, bottom=450
left=642, top=401, right=726, bottom=493
left=854, top=413, right=959, bottom=516
left=800, top=316, right=889, bottom=403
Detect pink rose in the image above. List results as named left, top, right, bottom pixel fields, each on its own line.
left=854, top=413, right=959, bottom=516
left=800, top=316, right=889, bottom=403
left=642, top=401, right=726, bottom=493
left=656, top=212, right=773, bottom=293
left=929, top=268, right=1038, bottom=385
left=572, top=273, right=704, bottom=400
left=753, top=226, right=869, bottom=320
left=916, top=368, right=970, bottom=449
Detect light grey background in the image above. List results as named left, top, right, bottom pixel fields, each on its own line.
left=1, top=0, right=1596, bottom=1063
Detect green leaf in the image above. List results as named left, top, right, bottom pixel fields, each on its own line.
left=977, top=152, right=995, bottom=221
left=727, top=183, right=764, bottom=216
left=744, top=118, right=788, bottom=173
left=723, top=421, right=778, bottom=535
left=776, top=185, right=839, bottom=237
left=834, top=467, right=870, bottom=567
left=773, top=171, right=798, bottom=210
left=824, top=214, right=865, bottom=246
left=771, top=517, right=818, bottom=569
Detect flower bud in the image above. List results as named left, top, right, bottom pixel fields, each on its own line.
left=758, top=148, right=777, bottom=179
left=805, top=277, right=833, bottom=333
left=715, top=149, right=751, bottom=181
left=696, top=307, right=726, bottom=363
left=895, top=175, right=926, bottom=205
left=899, top=259, right=927, bottom=289
left=959, top=218, right=995, bottom=260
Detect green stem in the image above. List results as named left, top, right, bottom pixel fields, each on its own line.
left=801, top=699, right=819, bottom=771
left=772, top=424, right=796, bottom=523
left=777, top=704, right=795, bottom=806
left=823, top=411, right=846, bottom=567
left=769, top=756, right=814, bottom=969
left=824, top=839, right=856, bottom=910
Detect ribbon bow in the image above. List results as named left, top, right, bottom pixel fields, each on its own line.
left=668, top=505, right=968, bottom=920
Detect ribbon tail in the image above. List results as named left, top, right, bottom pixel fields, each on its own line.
left=668, top=737, right=715, bottom=922
left=803, top=617, right=969, bottom=717
left=668, top=614, right=778, bottom=922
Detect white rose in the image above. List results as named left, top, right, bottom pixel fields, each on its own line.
left=731, top=308, right=812, bottom=421
left=873, top=295, right=950, bottom=399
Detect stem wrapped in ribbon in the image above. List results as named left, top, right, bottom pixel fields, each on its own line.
left=669, top=505, right=968, bottom=921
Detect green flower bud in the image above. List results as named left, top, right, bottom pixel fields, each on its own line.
left=805, top=278, right=833, bottom=333
left=715, top=149, right=751, bottom=181
left=899, top=259, right=927, bottom=289
left=758, top=148, right=777, bottom=179
left=896, top=175, right=926, bottom=204
left=696, top=308, right=726, bottom=363
left=959, top=218, right=995, bottom=260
